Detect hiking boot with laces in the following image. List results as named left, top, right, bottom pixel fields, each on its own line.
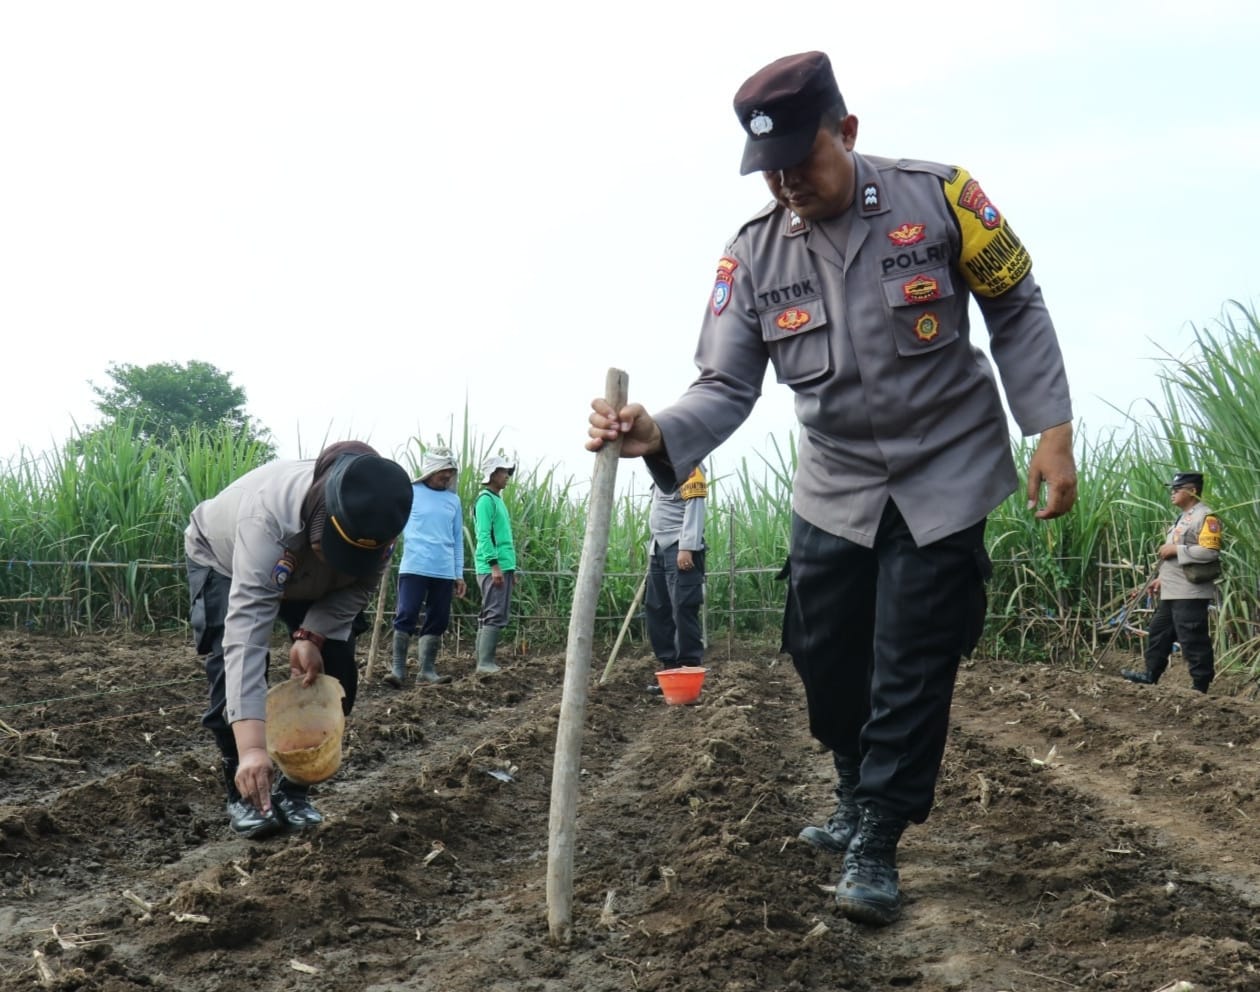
left=799, top=755, right=860, bottom=854
left=834, top=804, right=907, bottom=926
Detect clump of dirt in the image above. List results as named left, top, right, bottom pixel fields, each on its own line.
left=2, top=631, right=1259, bottom=991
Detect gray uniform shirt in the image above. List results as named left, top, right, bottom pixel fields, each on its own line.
left=1156, top=500, right=1222, bottom=601
left=648, top=153, right=1073, bottom=547
left=649, top=468, right=707, bottom=554
left=185, top=459, right=382, bottom=724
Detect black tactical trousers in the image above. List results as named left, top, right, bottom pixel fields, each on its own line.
left=645, top=544, right=706, bottom=666
left=1144, top=598, right=1214, bottom=690
left=783, top=503, right=989, bottom=823
left=188, top=562, right=361, bottom=761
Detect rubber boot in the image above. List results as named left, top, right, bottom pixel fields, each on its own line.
left=799, top=754, right=860, bottom=854
left=384, top=630, right=409, bottom=688
left=1121, top=669, right=1157, bottom=685
left=221, top=758, right=282, bottom=840
left=271, top=773, right=323, bottom=830
left=475, top=626, right=502, bottom=675
left=834, top=804, right=907, bottom=926
left=417, top=634, right=453, bottom=685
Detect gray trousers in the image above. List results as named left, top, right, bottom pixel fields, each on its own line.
left=476, top=570, right=515, bottom=628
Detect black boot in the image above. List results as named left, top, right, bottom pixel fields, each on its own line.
left=834, top=804, right=907, bottom=926
left=271, top=774, right=323, bottom=830
left=1121, top=669, right=1157, bottom=685
left=799, top=754, right=860, bottom=854
left=221, top=759, right=282, bottom=840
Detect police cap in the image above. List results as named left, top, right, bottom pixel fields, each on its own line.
left=733, top=51, right=845, bottom=176
left=1170, top=471, right=1204, bottom=492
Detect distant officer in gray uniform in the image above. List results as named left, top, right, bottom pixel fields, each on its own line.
left=1123, top=471, right=1222, bottom=692
left=186, top=441, right=412, bottom=839
left=588, top=51, right=1077, bottom=925
left=645, top=464, right=708, bottom=681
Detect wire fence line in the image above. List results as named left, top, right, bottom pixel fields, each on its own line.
left=0, top=554, right=1253, bottom=668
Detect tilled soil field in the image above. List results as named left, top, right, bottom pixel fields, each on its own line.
left=2, top=629, right=1259, bottom=991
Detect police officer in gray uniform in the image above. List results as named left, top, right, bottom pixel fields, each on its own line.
left=1123, top=471, right=1222, bottom=692
left=186, top=441, right=412, bottom=838
left=588, top=51, right=1077, bottom=925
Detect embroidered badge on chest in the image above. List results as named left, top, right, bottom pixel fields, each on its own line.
left=888, top=223, right=926, bottom=246
left=273, top=552, right=296, bottom=588
left=913, top=312, right=940, bottom=342
left=712, top=256, right=739, bottom=316
left=902, top=274, right=941, bottom=304
left=776, top=307, right=812, bottom=332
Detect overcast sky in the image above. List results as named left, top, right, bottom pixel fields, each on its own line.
left=2, top=1, right=1256, bottom=494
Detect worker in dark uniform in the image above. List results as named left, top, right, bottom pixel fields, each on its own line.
left=186, top=441, right=412, bottom=839
left=587, top=51, right=1076, bottom=925
left=1123, top=471, right=1222, bottom=692
left=645, top=464, right=708, bottom=686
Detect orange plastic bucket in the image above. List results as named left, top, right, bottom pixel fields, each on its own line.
left=655, top=666, right=707, bottom=705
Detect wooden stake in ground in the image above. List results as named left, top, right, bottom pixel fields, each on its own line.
left=362, top=564, right=392, bottom=682
left=599, top=571, right=647, bottom=685
left=547, top=368, right=628, bottom=944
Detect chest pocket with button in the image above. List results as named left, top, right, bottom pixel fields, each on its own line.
left=758, top=296, right=831, bottom=386
left=878, top=257, right=960, bottom=357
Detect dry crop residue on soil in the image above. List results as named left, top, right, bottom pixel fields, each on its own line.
left=2, top=631, right=1260, bottom=991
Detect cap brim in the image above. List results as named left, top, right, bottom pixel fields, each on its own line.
left=739, top=128, right=818, bottom=176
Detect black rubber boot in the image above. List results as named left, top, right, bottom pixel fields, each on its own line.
left=271, top=774, right=323, bottom=830
left=221, top=759, right=283, bottom=840
left=383, top=631, right=409, bottom=688
left=1121, top=669, right=1157, bottom=685
left=834, top=804, right=907, bottom=926
left=799, top=754, right=860, bottom=854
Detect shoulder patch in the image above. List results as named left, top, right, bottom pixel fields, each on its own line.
left=944, top=167, right=1033, bottom=298
left=711, top=257, right=738, bottom=315
left=273, top=551, right=296, bottom=588
left=679, top=467, right=708, bottom=500
left=1198, top=515, right=1222, bottom=550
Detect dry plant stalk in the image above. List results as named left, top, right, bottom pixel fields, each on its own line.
left=422, top=841, right=448, bottom=866
left=33, top=948, right=55, bottom=987
left=976, top=773, right=992, bottom=811
left=122, top=889, right=154, bottom=919
left=739, top=793, right=766, bottom=824
left=170, top=912, right=211, bottom=924
left=599, top=890, right=617, bottom=929
left=660, top=866, right=677, bottom=895
left=289, top=959, right=320, bottom=974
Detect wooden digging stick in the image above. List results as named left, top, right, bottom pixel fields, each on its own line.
left=547, top=368, right=628, bottom=944
left=362, top=563, right=392, bottom=681
left=599, top=570, right=647, bottom=685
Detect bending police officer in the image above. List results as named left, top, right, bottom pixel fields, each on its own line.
left=186, top=441, right=412, bottom=838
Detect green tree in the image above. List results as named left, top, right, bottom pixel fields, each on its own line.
left=88, top=360, right=274, bottom=454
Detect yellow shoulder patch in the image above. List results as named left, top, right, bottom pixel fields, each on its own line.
left=944, top=168, right=1033, bottom=298
left=680, top=467, right=708, bottom=500
left=1198, top=515, right=1222, bottom=550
